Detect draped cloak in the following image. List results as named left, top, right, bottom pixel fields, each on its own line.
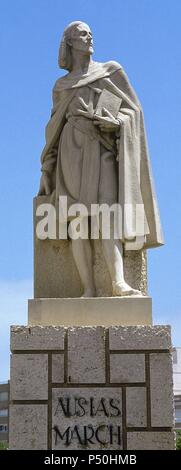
left=40, top=61, right=164, bottom=249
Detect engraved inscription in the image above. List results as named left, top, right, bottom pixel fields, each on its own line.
left=52, top=388, right=123, bottom=450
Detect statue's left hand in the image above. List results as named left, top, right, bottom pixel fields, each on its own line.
left=93, top=108, right=120, bottom=132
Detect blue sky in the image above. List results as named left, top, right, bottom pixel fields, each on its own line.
left=0, top=0, right=181, bottom=381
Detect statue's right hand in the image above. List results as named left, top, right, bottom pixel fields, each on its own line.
left=38, top=173, right=52, bottom=196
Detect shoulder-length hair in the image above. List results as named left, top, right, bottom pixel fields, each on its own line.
left=58, top=21, right=84, bottom=72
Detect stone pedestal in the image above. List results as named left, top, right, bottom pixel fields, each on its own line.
left=9, top=323, right=175, bottom=450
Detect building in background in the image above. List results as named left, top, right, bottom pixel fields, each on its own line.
left=173, top=347, right=181, bottom=429
left=0, top=382, right=9, bottom=444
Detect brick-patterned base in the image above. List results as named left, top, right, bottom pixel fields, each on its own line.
left=9, top=325, right=175, bottom=450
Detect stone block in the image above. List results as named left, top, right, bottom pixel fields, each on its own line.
left=52, top=388, right=122, bottom=450
left=109, top=325, right=171, bottom=350
left=127, top=431, right=175, bottom=450
left=68, top=327, right=105, bottom=383
left=10, top=354, right=48, bottom=400
left=52, top=354, right=64, bottom=383
left=126, top=387, right=147, bottom=427
left=110, top=354, right=145, bottom=383
left=150, top=353, right=174, bottom=427
left=28, top=297, right=152, bottom=326
left=11, top=325, right=64, bottom=350
left=9, top=405, right=47, bottom=450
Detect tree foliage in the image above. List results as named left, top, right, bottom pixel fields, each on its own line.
left=0, top=441, right=8, bottom=450
left=176, top=430, right=181, bottom=450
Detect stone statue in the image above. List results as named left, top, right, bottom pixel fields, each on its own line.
left=38, top=21, right=163, bottom=298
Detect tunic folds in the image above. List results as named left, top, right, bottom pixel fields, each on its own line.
left=40, top=61, right=164, bottom=248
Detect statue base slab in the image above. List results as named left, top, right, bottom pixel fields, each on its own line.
left=28, top=296, right=152, bottom=326
left=9, top=324, right=175, bottom=450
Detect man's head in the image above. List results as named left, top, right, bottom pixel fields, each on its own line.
left=58, top=21, right=94, bottom=71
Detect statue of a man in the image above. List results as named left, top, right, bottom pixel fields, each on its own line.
left=38, top=21, right=163, bottom=297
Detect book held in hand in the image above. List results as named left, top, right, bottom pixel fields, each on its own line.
left=94, top=89, right=122, bottom=119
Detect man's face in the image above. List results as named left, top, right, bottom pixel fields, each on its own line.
left=70, top=23, right=94, bottom=54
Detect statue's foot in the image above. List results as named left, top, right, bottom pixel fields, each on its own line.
left=112, top=281, right=142, bottom=297
left=81, top=288, right=96, bottom=298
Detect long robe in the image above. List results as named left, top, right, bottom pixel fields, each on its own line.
left=40, top=61, right=164, bottom=248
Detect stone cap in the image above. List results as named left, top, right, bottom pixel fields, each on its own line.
left=28, top=296, right=152, bottom=327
